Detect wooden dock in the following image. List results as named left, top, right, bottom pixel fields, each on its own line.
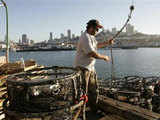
left=1, top=62, right=160, bottom=120
left=86, top=109, right=127, bottom=120
left=0, top=60, right=38, bottom=120
left=98, top=95, right=160, bottom=120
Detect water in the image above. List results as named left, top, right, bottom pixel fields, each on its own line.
left=1, top=48, right=160, bottom=78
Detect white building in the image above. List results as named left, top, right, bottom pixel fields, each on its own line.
left=112, top=27, right=117, bottom=34
left=126, top=24, right=134, bottom=35
left=60, top=33, right=65, bottom=39
left=0, top=42, right=6, bottom=49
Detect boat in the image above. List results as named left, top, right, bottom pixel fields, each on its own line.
left=1, top=0, right=159, bottom=119
left=120, top=46, right=138, bottom=49
left=1, top=65, right=160, bottom=120
left=16, top=46, right=76, bottom=52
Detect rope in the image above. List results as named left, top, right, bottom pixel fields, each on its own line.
left=110, top=5, right=135, bottom=81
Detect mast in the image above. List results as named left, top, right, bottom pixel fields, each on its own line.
left=1, top=0, right=9, bottom=63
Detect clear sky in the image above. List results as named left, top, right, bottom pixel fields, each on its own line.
left=0, top=0, right=160, bottom=42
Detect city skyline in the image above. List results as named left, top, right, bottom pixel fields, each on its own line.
left=0, top=0, right=160, bottom=42
left=17, top=25, right=135, bottom=43
left=1, top=23, right=156, bottom=43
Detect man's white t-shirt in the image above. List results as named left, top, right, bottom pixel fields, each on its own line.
left=74, top=31, right=97, bottom=71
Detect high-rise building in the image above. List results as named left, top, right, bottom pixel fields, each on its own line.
left=49, top=32, right=53, bottom=40
left=27, top=39, right=30, bottom=45
left=112, top=27, right=117, bottom=34
left=19, top=38, right=21, bottom=44
left=126, top=24, right=134, bottom=35
left=60, top=33, right=65, bottom=39
left=30, top=40, right=34, bottom=45
left=22, top=34, right=27, bottom=44
left=72, top=34, right=75, bottom=39
left=67, top=29, right=71, bottom=40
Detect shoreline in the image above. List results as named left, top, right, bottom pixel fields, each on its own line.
left=1, top=47, right=160, bottom=53
left=15, top=47, right=160, bottom=52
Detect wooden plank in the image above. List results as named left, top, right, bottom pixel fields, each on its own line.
left=0, top=60, right=37, bottom=75
left=0, top=99, right=5, bottom=109
left=0, top=114, right=5, bottom=120
left=99, top=114, right=126, bottom=120
left=111, top=114, right=127, bottom=120
left=0, top=91, right=7, bottom=98
left=0, top=76, right=7, bottom=80
left=0, top=56, right=6, bottom=67
left=98, top=95, right=160, bottom=120
left=0, top=81, right=6, bottom=87
left=99, top=116, right=115, bottom=120
left=24, top=65, right=37, bottom=72
left=0, top=87, right=7, bottom=92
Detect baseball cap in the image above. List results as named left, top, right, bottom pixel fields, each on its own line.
left=87, top=19, right=103, bottom=29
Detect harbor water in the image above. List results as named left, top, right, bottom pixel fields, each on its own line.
left=1, top=48, right=160, bottom=78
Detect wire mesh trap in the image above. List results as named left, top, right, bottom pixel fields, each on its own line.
left=99, top=76, right=160, bottom=111
left=3, top=66, right=82, bottom=120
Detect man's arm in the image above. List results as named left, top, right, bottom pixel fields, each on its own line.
left=97, top=38, right=114, bottom=48
left=87, top=51, right=110, bottom=62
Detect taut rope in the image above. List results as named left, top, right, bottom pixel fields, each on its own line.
left=110, top=5, right=135, bottom=81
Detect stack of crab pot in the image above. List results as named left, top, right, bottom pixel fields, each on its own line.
left=3, top=66, right=81, bottom=120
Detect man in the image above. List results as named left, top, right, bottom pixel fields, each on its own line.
left=154, top=81, right=160, bottom=95
left=143, top=85, right=154, bottom=111
left=74, top=19, right=114, bottom=113
left=152, top=81, right=160, bottom=112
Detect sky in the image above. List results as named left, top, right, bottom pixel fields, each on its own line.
left=0, top=0, right=160, bottom=42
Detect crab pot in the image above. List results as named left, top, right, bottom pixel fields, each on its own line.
left=4, top=66, right=81, bottom=120
left=99, top=76, right=160, bottom=105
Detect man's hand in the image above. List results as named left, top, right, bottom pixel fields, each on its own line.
left=103, top=56, right=110, bottom=62
left=97, top=37, right=114, bottom=48
left=108, top=38, right=114, bottom=45
left=88, top=52, right=110, bottom=62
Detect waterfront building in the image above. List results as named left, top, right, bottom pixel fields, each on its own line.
left=60, top=37, right=69, bottom=43
left=19, top=38, right=21, bottom=44
left=27, top=39, right=30, bottom=45
left=0, top=41, right=6, bottom=49
left=30, top=40, right=34, bottom=45
left=22, top=34, right=27, bottom=45
left=49, top=32, right=53, bottom=41
left=72, top=34, right=75, bottom=39
left=60, top=33, right=65, bottom=39
left=67, top=29, right=71, bottom=40
left=112, top=27, right=117, bottom=34
left=48, top=32, right=57, bottom=43
left=126, top=24, right=134, bottom=35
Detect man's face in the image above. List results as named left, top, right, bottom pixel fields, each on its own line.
left=89, top=26, right=99, bottom=36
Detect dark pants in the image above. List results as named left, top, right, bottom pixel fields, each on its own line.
left=77, top=67, right=99, bottom=111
